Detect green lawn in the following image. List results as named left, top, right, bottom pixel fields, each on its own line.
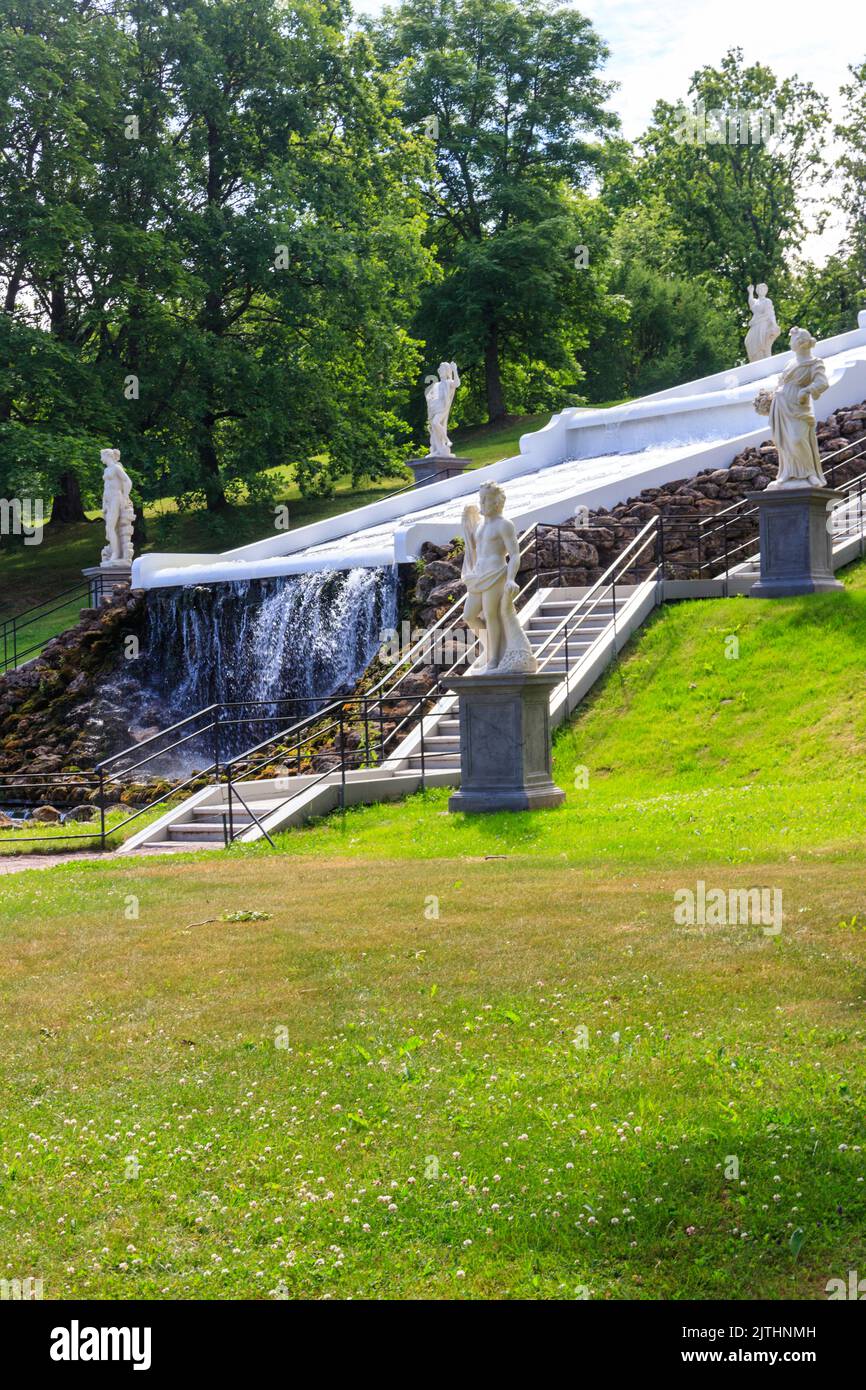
left=1, top=556, right=866, bottom=1300
left=0, top=809, right=169, bottom=856
left=263, top=557, right=866, bottom=867
left=1, top=851, right=864, bottom=1300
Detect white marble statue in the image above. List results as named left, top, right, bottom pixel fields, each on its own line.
left=100, top=448, right=136, bottom=566
left=425, top=361, right=460, bottom=457
left=461, top=482, right=537, bottom=674
left=753, top=327, right=829, bottom=488
left=745, top=283, right=780, bottom=362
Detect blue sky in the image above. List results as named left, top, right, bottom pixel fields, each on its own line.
left=355, top=0, right=858, bottom=262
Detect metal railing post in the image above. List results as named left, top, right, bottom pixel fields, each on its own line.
left=99, top=769, right=107, bottom=852
left=419, top=699, right=426, bottom=790
left=226, top=760, right=235, bottom=846
left=339, top=710, right=346, bottom=811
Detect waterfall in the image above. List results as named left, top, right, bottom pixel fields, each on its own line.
left=141, top=566, right=398, bottom=759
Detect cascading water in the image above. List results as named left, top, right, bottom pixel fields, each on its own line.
left=141, top=566, right=398, bottom=762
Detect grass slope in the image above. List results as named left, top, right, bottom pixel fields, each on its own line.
left=264, top=558, right=866, bottom=867
left=1, top=854, right=864, bottom=1300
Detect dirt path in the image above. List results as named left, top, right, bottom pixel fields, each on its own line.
left=0, top=845, right=184, bottom=875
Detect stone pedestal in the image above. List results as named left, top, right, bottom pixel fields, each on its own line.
left=82, top=563, right=132, bottom=604
left=407, top=455, right=471, bottom=489
left=444, top=671, right=565, bottom=813
left=747, top=486, right=844, bottom=598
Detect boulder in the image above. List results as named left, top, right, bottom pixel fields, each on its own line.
left=424, top=578, right=465, bottom=609
left=420, top=559, right=462, bottom=587
left=31, top=805, right=61, bottom=823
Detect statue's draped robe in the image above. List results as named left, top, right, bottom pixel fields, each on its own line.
left=426, top=379, right=456, bottom=455
left=770, top=358, right=829, bottom=485
left=745, top=298, right=780, bottom=362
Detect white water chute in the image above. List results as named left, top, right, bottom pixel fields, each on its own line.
left=133, top=312, right=866, bottom=591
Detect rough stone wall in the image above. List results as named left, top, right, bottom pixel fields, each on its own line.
left=413, top=399, right=866, bottom=605
left=0, top=587, right=145, bottom=797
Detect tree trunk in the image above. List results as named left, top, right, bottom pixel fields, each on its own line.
left=200, top=414, right=227, bottom=512
left=132, top=504, right=148, bottom=550
left=484, top=319, right=507, bottom=423
left=49, top=470, right=89, bottom=525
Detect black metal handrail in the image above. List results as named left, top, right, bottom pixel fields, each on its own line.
left=697, top=463, right=866, bottom=580
left=533, top=519, right=660, bottom=686
left=0, top=576, right=105, bottom=675
left=699, top=433, right=866, bottom=532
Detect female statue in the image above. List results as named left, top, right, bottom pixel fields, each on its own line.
left=425, top=361, right=460, bottom=457
left=100, top=448, right=136, bottom=565
left=754, top=327, right=829, bottom=488
left=745, top=283, right=780, bottom=362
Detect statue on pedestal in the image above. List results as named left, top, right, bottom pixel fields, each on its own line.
left=461, top=483, right=537, bottom=673
left=100, top=448, right=136, bottom=565
left=425, top=361, right=460, bottom=457
left=745, top=283, right=780, bottom=362
left=753, top=327, right=829, bottom=489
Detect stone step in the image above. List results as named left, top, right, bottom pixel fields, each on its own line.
left=534, top=618, right=616, bottom=632
left=406, top=758, right=460, bottom=771
left=543, top=598, right=617, bottom=610
left=141, top=841, right=209, bottom=851
left=167, top=823, right=230, bottom=838
left=533, top=632, right=595, bottom=646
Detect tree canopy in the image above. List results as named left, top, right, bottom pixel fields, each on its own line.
left=0, top=4, right=863, bottom=521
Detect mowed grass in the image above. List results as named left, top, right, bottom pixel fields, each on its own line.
left=266, top=558, right=866, bottom=867
left=1, top=853, right=865, bottom=1301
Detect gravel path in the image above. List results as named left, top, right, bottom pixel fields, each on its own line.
left=0, top=845, right=185, bottom=875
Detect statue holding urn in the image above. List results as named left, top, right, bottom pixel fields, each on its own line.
left=749, top=327, right=842, bottom=598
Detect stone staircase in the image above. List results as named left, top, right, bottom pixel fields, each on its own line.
left=119, top=581, right=653, bottom=853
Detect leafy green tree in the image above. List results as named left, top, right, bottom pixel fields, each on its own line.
left=369, top=0, right=617, bottom=423
left=629, top=49, right=829, bottom=317
left=0, top=0, right=133, bottom=520
left=836, top=59, right=866, bottom=287
left=781, top=255, right=865, bottom=343
left=0, top=0, right=435, bottom=517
